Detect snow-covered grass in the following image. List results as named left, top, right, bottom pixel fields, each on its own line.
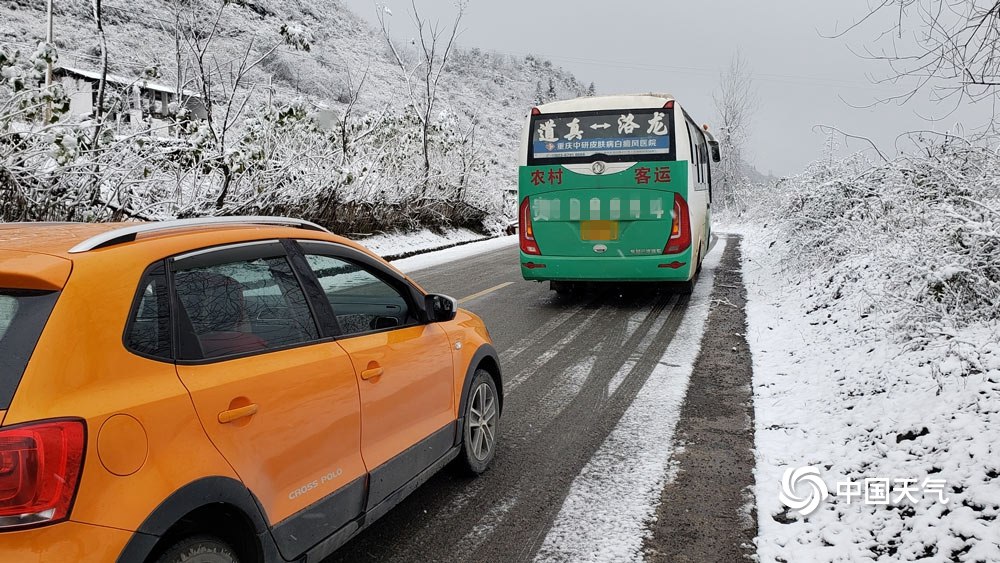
left=357, top=228, right=488, bottom=259
left=725, top=139, right=1000, bottom=561
left=389, top=234, right=516, bottom=274
left=535, top=238, right=727, bottom=563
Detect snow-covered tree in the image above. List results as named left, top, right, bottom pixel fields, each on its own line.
left=842, top=0, right=1000, bottom=121
left=377, top=0, right=466, bottom=197
left=713, top=51, right=757, bottom=213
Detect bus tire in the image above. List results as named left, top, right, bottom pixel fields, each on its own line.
left=673, top=278, right=695, bottom=294
left=550, top=281, right=572, bottom=294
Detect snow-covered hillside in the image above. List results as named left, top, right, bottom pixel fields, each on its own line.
left=0, top=0, right=591, bottom=233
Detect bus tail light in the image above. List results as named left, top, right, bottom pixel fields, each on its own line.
left=519, top=198, right=541, bottom=255
left=663, top=193, right=691, bottom=255
left=0, top=419, right=86, bottom=530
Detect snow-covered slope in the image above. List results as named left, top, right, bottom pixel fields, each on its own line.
left=0, top=0, right=591, bottom=231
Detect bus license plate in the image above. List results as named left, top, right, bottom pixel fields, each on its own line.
left=580, top=220, right=619, bottom=241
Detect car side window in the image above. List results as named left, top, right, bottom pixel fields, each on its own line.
left=304, top=254, right=414, bottom=337
left=173, top=256, right=319, bottom=360
left=125, top=264, right=172, bottom=360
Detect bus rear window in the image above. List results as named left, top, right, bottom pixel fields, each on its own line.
left=529, top=108, right=674, bottom=165
left=0, top=291, right=59, bottom=409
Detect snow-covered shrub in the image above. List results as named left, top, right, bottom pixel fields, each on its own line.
left=279, top=21, right=314, bottom=52
left=1, top=0, right=573, bottom=234
left=741, top=137, right=1000, bottom=339
left=745, top=140, right=1000, bottom=562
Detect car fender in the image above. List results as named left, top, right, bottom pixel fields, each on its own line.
left=454, top=343, right=502, bottom=446
left=115, top=476, right=277, bottom=563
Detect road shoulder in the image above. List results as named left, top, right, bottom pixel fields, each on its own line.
left=644, top=235, right=757, bottom=562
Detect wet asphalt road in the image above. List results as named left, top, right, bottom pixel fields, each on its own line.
left=324, top=237, right=755, bottom=563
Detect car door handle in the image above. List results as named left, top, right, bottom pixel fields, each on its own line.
left=218, top=404, right=258, bottom=424
left=361, top=364, right=384, bottom=380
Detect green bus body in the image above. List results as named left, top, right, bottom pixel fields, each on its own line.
left=518, top=161, right=705, bottom=283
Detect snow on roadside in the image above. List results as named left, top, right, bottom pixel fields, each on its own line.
left=733, top=221, right=1000, bottom=562
left=357, top=228, right=489, bottom=259
left=390, top=235, right=517, bottom=274
left=534, top=238, right=728, bottom=563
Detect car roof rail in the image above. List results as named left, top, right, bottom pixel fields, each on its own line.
left=67, top=216, right=330, bottom=254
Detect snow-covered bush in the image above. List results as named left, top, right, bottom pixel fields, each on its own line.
left=1, top=41, right=502, bottom=233
left=1, top=0, right=586, bottom=234
left=741, top=138, right=1000, bottom=562
left=738, top=137, right=1000, bottom=338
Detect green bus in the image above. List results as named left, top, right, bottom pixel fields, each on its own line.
left=518, top=94, right=719, bottom=292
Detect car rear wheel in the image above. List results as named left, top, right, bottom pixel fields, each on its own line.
left=459, top=369, right=499, bottom=475
left=155, top=535, right=239, bottom=563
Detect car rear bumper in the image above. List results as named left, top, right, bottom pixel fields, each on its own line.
left=520, top=251, right=694, bottom=282
left=0, top=520, right=132, bottom=562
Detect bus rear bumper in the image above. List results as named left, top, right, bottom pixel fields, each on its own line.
left=520, top=252, right=694, bottom=282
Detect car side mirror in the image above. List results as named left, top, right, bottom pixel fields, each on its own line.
left=425, top=294, right=458, bottom=322
left=708, top=140, right=721, bottom=163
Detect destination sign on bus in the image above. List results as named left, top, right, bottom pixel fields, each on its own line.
left=531, top=109, right=672, bottom=160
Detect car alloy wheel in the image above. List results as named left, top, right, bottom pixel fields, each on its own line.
left=468, top=381, right=497, bottom=461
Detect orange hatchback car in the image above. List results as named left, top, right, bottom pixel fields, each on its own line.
left=0, top=217, right=502, bottom=563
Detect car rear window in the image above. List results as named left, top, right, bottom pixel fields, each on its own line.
left=0, top=290, right=59, bottom=409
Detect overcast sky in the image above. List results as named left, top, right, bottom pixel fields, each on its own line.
left=356, top=0, right=990, bottom=176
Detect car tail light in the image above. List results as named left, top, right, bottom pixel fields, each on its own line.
left=519, top=197, right=541, bottom=256
left=0, top=419, right=86, bottom=530
left=531, top=107, right=541, bottom=116
left=664, top=101, right=674, bottom=109
left=663, top=193, right=691, bottom=255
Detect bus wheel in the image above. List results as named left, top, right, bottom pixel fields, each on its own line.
left=673, top=278, right=696, bottom=294
left=550, top=281, right=573, bottom=294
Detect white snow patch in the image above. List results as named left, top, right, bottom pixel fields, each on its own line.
left=623, top=306, right=653, bottom=343
left=501, top=302, right=587, bottom=364
left=535, top=351, right=599, bottom=426
left=729, top=220, right=1000, bottom=562
left=535, top=238, right=727, bottom=563
left=390, top=235, right=517, bottom=274
left=359, top=228, right=486, bottom=258
left=505, top=305, right=603, bottom=395
left=454, top=495, right=519, bottom=555
left=606, top=300, right=677, bottom=397
left=605, top=359, right=637, bottom=399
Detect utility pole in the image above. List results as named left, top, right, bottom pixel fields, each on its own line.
left=45, top=0, right=54, bottom=122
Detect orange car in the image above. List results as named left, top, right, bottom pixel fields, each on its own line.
left=0, top=217, right=502, bottom=563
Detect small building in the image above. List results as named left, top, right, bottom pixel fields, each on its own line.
left=55, top=66, right=208, bottom=128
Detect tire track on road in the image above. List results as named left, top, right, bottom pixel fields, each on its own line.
left=466, top=291, right=691, bottom=563
left=327, top=244, right=708, bottom=563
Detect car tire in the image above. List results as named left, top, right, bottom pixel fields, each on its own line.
left=155, top=535, right=239, bottom=563
left=459, top=369, right=499, bottom=475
